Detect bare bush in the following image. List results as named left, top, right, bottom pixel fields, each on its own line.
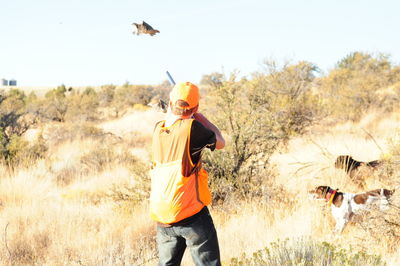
left=202, top=61, right=321, bottom=202
left=45, top=122, right=105, bottom=146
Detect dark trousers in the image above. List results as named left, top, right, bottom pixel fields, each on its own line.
left=156, top=207, right=221, bottom=266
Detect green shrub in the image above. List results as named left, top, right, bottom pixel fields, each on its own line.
left=110, top=84, right=155, bottom=117
left=42, top=84, right=68, bottom=122
left=0, top=128, right=7, bottom=157
left=0, top=88, right=29, bottom=136
left=65, top=87, right=99, bottom=122
left=202, top=62, right=321, bottom=202
left=229, top=239, right=385, bottom=266
left=98, top=84, right=116, bottom=107
left=152, top=80, right=172, bottom=103
left=3, top=134, right=47, bottom=165
left=318, top=52, right=400, bottom=121
left=0, top=89, right=44, bottom=164
left=0, top=88, right=27, bottom=113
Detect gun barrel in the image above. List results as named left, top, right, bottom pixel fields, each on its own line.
left=166, top=71, right=176, bottom=85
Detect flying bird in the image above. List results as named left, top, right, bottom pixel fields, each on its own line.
left=132, top=21, right=160, bottom=36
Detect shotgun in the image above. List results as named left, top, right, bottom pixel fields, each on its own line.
left=166, top=71, right=176, bottom=86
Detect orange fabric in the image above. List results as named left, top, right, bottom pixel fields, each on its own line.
left=169, top=82, right=200, bottom=109
left=150, top=119, right=211, bottom=224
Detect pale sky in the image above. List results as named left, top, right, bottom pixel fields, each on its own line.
left=1, top=0, right=399, bottom=87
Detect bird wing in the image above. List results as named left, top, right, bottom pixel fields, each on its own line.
left=142, top=21, right=155, bottom=31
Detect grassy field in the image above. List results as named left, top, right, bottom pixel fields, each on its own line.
left=0, top=107, right=399, bottom=265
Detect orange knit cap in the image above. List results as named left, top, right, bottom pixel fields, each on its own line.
left=169, top=82, right=200, bottom=109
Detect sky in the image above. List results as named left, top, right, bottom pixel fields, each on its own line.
left=1, top=0, right=400, bottom=87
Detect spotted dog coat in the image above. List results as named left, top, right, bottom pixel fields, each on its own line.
left=309, top=185, right=394, bottom=233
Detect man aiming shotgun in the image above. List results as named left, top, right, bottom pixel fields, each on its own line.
left=149, top=77, right=225, bottom=265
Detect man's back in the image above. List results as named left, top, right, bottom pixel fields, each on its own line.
left=150, top=119, right=212, bottom=224
left=150, top=81, right=223, bottom=266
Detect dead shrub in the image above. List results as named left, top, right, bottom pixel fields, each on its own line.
left=80, top=147, right=116, bottom=173
left=6, top=229, right=51, bottom=265
left=55, top=165, right=82, bottom=186
left=45, top=122, right=105, bottom=146
left=79, top=145, right=138, bottom=174
left=9, top=239, right=35, bottom=264
left=123, top=132, right=151, bottom=148
left=108, top=159, right=151, bottom=212
left=356, top=192, right=400, bottom=253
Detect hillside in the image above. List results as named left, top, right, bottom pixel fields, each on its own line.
left=0, top=52, right=399, bottom=265
left=0, top=107, right=398, bottom=265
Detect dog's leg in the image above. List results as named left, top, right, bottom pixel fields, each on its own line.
left=334, top=218, right=347, bottom=233
left=379, top=189, right=389, bottom=210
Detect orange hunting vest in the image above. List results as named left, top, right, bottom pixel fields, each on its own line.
left=149, top=119, right=212, bottom=224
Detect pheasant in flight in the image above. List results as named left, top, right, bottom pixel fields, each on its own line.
left=132, top=21, right=160, bottom=36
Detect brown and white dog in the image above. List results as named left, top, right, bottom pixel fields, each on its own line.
left=309, top=185, right=395, bottom=233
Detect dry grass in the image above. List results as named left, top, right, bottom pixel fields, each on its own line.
left=97, top=109, right=164, bottom=137
left=0, top=109, right=399, bottom=265
left=0, top=155, right=155, bottom=265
